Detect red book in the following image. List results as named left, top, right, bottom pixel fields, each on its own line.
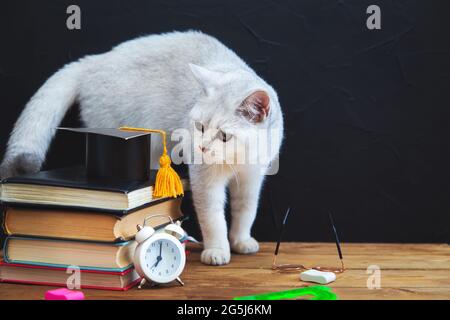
left=0, top=261, right=140, bottom=291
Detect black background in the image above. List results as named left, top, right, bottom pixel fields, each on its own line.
left=1, top=0, right=449, bottom=245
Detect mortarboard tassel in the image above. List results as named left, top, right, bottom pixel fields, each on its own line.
left=119, top=126, right=184, bottom=199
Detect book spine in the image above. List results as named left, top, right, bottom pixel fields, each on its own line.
left=2, top=258, right=134, bottom=273
left=6, top=235, right=131, bottom=245
left=1, top=204, right=9, bottom=235
left=2, top=237, right=10, bottom=263
left=0, top=261, right=134, bottom=276
left=3, top=236, right=134, bottom=272
left=0, top=278, right=141, bottom=291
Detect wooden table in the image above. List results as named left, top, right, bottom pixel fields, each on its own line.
left=0, top=243, right=449, bottom=300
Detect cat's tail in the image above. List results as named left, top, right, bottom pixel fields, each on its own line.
left=0, top=61, right=83, bottom=179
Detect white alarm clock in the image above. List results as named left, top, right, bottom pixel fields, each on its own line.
left=133, top=215, right=186, bottom=289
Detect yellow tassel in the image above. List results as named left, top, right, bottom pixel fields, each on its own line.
left=119, top=126, right=184, bottom=198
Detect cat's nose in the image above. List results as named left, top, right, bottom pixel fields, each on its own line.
left=199, top=146, right=209, bottom=153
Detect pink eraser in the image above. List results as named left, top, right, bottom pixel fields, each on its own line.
left=45, top=288, right=85, bottom=300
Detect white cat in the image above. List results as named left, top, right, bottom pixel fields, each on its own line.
left=0, top=31, right=284, bottom=265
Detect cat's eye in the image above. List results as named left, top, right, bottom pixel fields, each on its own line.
left=218, top=130, right=232, bottom=142
left=195, top=121, right=204, bottom=133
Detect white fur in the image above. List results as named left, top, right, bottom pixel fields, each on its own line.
left=0, top=31, right=284, bottom=265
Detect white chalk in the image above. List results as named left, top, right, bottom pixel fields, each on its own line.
left=300, top=269, right=336, bottom=284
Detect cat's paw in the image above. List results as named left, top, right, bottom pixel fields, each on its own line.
left=200, top=248, right=231, bottom=266
left=231, top=237, right=259, bottom=254
left=0, top=153, right=42, bottom=179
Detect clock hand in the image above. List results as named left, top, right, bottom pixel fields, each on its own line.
left=152, top=255, right=162, bottom=268
left=152, top=242, right=164, bottom=268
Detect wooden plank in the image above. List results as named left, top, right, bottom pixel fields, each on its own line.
left=188, top=242, right=450, bottom=256
left=1, top=243, right=449, bottom=300
left=0, top=282, right=449, bottom=300
left=181, top=268, right=450, bottom=288
left=187, top=243, right=450, bottom=270
left=190, top=253, right=450, bottom=270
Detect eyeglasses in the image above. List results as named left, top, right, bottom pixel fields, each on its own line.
left=271, top=208, right=345, bottom=274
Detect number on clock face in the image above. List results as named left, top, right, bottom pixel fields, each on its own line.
left=144, top=239, right=181, bottom=281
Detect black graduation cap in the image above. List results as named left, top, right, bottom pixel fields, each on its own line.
left=59, top=127, right=151, bottom=182
left=58, top=127, right=184, bottom=198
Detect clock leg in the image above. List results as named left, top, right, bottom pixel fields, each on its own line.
left=176, top=277, right=185, bottom=286
left=138, top=278, right=147, bottom=289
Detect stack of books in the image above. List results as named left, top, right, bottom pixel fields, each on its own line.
left=0, top=166, right=185, bottom=290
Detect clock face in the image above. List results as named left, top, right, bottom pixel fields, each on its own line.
left=138, top=233, right=185, bottom=284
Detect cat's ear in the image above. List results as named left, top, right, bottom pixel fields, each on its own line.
left=237, top=90, right=271, bottom=123
left=188, top=63, right=222, bottom=95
